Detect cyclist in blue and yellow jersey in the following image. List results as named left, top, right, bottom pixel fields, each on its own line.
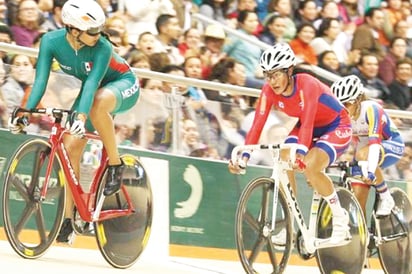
left=8, top=0, right=140, bottom=243
left=331, top=75, right=405, bottom=217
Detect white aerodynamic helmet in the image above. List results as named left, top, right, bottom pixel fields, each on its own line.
left=331, top=75, right=364, bottom=103
left=62, top=0, right=106, bottom=33
left=259, top=43, right=296, bottom=72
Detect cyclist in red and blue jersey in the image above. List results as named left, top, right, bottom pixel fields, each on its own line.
left=331, top=75, right=404, bottom=217
left=8, top=0, right=140, bottom=243
left=229, top=43, right=353, bottom=245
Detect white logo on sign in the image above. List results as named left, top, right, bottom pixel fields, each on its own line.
left=174, top=164, right=203, bottom=219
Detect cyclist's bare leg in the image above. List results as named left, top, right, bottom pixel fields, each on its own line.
left=280, top=149, right=297, bottom=194
left=352, top=184, right=370, bottom=217
left=88, top=88, right=121, bottom=166
left=62, top=135, right=88, bottom=218
left=305, top=147, right=350, bottom=243
left=355, top=147, right=393, bottom=214
left=304, top=148, right=346, bottom=216
left=304, top=147, right=333, bottom=196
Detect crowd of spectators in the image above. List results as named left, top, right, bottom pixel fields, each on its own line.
left=0, top=0, right=411, bottom=180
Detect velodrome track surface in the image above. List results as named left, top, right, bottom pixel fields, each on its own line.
left=0, top=240, right=384, bottom=274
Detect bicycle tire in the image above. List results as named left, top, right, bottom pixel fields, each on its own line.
left=316, top=187, right=368, bottom=274
left=235, top=176, right=293, bottom=274
left=2, top=138, right=66, bottom=258
left=94, top=154, right=153, bottom=269
left=373, top=187, right=412, bottom=274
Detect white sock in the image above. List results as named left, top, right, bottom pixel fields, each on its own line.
left=324, top=191, right=345, bottom=217
left=379, top=190, right=392, bottom=200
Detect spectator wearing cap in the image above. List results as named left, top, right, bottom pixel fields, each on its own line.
left=199, top=24, right=227, bottom=79
left=259, top=12, right=287, bottom=45
left=265, top=0, right=296, bottom=42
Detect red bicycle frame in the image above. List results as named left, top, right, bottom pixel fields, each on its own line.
left=34, top=109, right=135, bottom=222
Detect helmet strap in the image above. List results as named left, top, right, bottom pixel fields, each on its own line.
left=66, top=26, right=85, bottom=48
left=281, top=67, right=293, bottom=95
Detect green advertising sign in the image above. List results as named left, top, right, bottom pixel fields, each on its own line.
left=0, top=129, right=408, bottom=251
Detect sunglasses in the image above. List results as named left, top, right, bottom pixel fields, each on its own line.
left=85, top=26, right=104, bottom=36
left=263, top=69, right=288, bottom=81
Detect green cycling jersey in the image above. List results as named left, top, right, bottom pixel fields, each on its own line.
left=26, top=28, right=137, bottom=115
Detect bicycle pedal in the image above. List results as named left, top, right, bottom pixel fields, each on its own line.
left=315, top=237, right=351, bottom=249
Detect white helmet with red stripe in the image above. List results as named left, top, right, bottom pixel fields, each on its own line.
left=62, top=0, right=106, bottom=34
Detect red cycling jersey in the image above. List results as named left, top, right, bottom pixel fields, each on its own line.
left=245, top=73, right=352, bottom=161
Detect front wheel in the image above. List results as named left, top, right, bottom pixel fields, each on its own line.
left=94, top=154, right=153, bottom=269
left=373, top=187, right=412, bottom=274
left=2, top=138, right=66, bottom=259
left=235, top=177, right=293, bottom=274
left=316, top=187, right=368, bottom=274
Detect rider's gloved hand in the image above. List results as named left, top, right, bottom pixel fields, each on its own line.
left=351, top=165, right=363, bottom=178
left=228, top=151, right=250, bottom=175
left=67, top=112, right=86, bottom=137
left=364, top=172, right=377, bottom=184
left=8, top=115, right=29, bottom=134
left=69, top=119, right=85, bottom=137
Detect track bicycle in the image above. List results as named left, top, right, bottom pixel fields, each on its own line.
left=2, top=107, right=153, bottom=269
left=328, top=160, right=412, bottom=274
left=232, top=143, right=368, bottom=274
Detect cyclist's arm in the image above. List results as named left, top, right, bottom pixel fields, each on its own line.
left=244, top=85, right=273, bottom=145
left=25, top=38, right=53, bottom=110
left=365, top=104, right=384, bottom=173
left=295, top=79, right=320, bottom=155
left=77, top=41, right=111, bottom=116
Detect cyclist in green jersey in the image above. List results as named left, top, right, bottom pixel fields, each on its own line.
left=8, top=0, right=140, bottom=243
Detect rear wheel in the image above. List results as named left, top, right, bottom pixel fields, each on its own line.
left=2, top=139, right=65, bottom=258
left=374, top=187, right=412, bottom=274
left=94, top=154, right=153, bottom=269
left=235, top=177, right=293, bottom=274
left=316, top=187, right=368, bottom=274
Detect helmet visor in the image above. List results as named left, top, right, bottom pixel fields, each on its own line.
left=86, top=25, right=104, bottom=36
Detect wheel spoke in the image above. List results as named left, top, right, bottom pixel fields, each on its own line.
left=267, top=241, right=279, bottom=272
left=243, top=211, right=260, bottom=232
left=35, top=204, right=48, bottom=243
left=13, top=202, right=37, bottom=235
left=248, top=234, right=267, bottom=264
left=236, top=177, right=292, bottom=274
left=3, top=139, right=65, bottom=259
left=9, top=175, right=30, bottom=202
